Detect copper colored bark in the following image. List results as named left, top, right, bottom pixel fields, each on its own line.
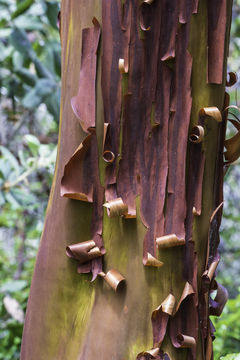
left=170, top=283, right=198, bottom=358
left=21, top=0, right=232, bottom=359
left=209, top=281, right=228, bottom=317
left=101, top=0, right=131, bottom=186
left=60, top=0, right=229, bottom=356
left=60, top=132, right=95, bottom=202
left=71, top=18, right=100, bottom=132
left=165, top=25, right=192, bottom=240
left=207, top=0, right=227, bottom=84
left=152, top=294, right=176, bottom=347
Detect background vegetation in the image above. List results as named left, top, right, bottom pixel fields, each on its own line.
left=0, top=0, right=60, bottom=358
left=0, top=0, right=239, bottom=359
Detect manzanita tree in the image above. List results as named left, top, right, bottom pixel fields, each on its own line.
left=21, top=0, right=237, bottom=359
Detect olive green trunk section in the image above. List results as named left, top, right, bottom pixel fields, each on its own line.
left=21, top=1, right=232, bottom=359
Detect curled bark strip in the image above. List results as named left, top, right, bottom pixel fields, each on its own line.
left=160, top=0, right=178, bottom=61
left=139, top=2, right=152, bottom=31
left=224, top=105, right=240, bottom=118
left=199, top=107, right=222, bottom=123
left=170, top=282, right=197, bottom=357
left=136, top=347, right=159, bottom=360
left=210, top=319, right=216, bottom=337
left=202, top=255, right=220, bottom=292
left=226, top=72, right=238, bottom=87
left=207, top=0, right=227, bottom=84
left=224, top=106, right=240, bottom=163
left=175, top=282, right=194, bottom=312
left=61, top=132, right=94, bottom=201
left=160, top=293, right=176, bottom=315
left=99, top=269, right=126, bottom=292
left=66, top=240, right=104, bottom=264
left=156, top=234, right=185, bottom=248
left=210, top=281, right=228, bottom=317
left=192, top=207, right=198, bottom=216
left=151, top=294, right=176, bottom=347
left=144, top=0, right=154, bottom=4
left=143, top=252, right=163, bottom=267
left=71, top=18, right=100, bottom=133
left=102, top=122, right=109, bottom=148
left=103, top=197, right=129, bottom=218
left=61, top=126, right=104, bottom=279
left=119, top=58, right=129, bottom=74
left=178, top=0, right=199, bottom=24
left=103, top=150, right=115, bottom=163
left=227, top=118, right=240, bottom=131
left=224, top=127, right=240, bottom=163
left=102, top=123, right=116, bottom=164
left=189, top=125, right=204, bottom=143
left=206, top=202, right=224, bottom=267
left=76, top=237, right=105, bottom=280
left=176, top=334, right=196, bottom=348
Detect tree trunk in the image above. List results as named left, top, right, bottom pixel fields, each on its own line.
left=21, top=1, right=233, bottom=359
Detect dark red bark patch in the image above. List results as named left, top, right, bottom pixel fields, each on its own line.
left=71, top=18, right=100, bottom=132
left=207, top=0, right=227, bottom=84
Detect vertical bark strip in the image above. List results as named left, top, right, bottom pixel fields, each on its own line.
left=101, top=0, right=130, bottom=188
left=21, top=1, right=232, bottom=359
left=165, top=25, right=192, bottom=240
left=71, top=18, right=100, bottom=132
left=207, top=0, right=227, bottom=84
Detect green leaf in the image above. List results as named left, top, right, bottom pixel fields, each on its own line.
left=14, top=15, right=44, bottom=31
left=45, top=86, right=60, bottom=119
left=11, top=187, right=36, bottom=205
left=22, top=87, right=41, bottom=109
left=0, top=192, right=5, bottom=207
left=11, top=0, right=34, bottom=19
left=4, top=192, right=21, bottom=209
left=22, top=78, right=56, bottom=109
left=46, top=1, right=59, bottom=29
left=1, top=281, right=27, bottom=294
left=10, top=27, right=33, bottom=57
left=32, top=56, right=53, bottom=79
left=17, top=150, right=28, bottom=168
left=53, top=49, right=61, bottom=77
left=23, top=134, right=40, bottom=156
left=15, top=68, right=37, bottom=86
left=12, top=51, right=24, bottom=69
left=0, top=146, right=20, bottom=177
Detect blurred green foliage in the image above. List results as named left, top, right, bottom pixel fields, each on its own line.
left=0, top=0, right=240, bottom=359
left=229, top=0, right=240, bottom=72
left=212, top=293, right=240, bottom=358
left=0, top=0, right=60, bottom=358
left=221, top=355, right=240, bottom=360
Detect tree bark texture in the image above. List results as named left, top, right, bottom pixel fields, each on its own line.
left=21, top=1, right=233, bottom=359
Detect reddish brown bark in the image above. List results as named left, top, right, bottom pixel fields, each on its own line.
left=21, top=1, right=233, bottom=359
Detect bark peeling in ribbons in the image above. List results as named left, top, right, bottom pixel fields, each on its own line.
left=58, top=0, right=230, bottom=358
left=60, top=18, right=105, bottom=280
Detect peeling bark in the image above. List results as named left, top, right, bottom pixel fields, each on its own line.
left=21, top=1, right=233, bottom=359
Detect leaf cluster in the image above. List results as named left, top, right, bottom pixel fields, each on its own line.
left=0, top=0, right=61, bottom=120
